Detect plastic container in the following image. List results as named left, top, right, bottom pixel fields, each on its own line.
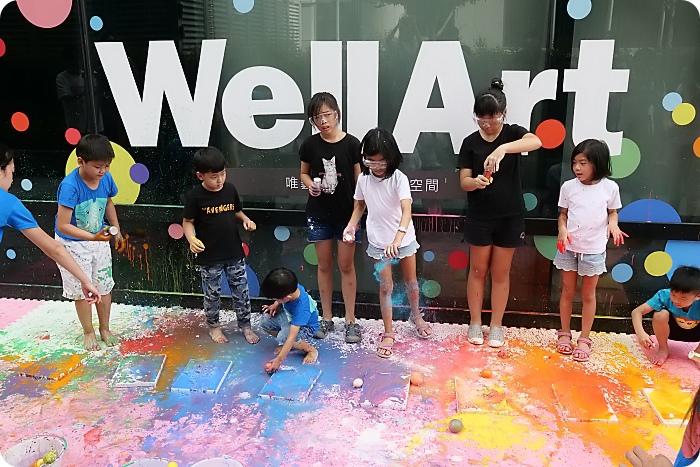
left=2, top=436, right=66, bottom=467
left=121, top=459, right=170, bottom=467
left=191, top=458, right=243, bottom=467
left=312, top=177, right=322, bottom=191
left=108, top=226, right=119, bottom=236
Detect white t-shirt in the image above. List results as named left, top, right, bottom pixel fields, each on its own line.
left=354, top=169, right=416, bottom=249
left=558, top=177, right=622, bottom=254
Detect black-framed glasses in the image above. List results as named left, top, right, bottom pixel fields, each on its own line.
left=473, top=114, right=505, bottom=127
left=310, top=111, right=337, bottom=125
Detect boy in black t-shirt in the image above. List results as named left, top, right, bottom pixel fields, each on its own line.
left=182, top=147, right=259, bottom=344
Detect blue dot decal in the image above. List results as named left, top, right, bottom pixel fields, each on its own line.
left=89, top=16, right=103, bottom=31
left=274, top=226, right=290, bottom=242
left=611, top=263, right=633, bottom=283
left=6, top=249, right=16, bottom=260
left=21, top=179, right=32, bottom=191
left=567, top=0, right=592, bottom=19
left=423, top=251, right=435, bottom=262
left=233, top=0, right=254, bottom=14
left=662, top=92, right=683, bottom=112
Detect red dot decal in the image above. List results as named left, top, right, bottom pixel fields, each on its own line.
left=535, top=119, right=566, bottom=149
left=0, top=38, right=6, bottom=58
left=242, top=242, right=249, bottom=257
left=65, top=128, right=81, bottom=145
left=448, top=250, right=469, bottom=270
left=11, top=112, right=29, bottom=132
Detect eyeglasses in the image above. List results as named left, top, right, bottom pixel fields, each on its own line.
left=362, top=158, right=387, bottom=169
left=473, top=115, right=505, bottom=127
left=310, top=111, right=337, bottom=125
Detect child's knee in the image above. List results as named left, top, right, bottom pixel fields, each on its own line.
left=652, top=309, right=671, bottom=324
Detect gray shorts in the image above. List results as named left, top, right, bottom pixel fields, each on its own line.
left=366, top=240, right=420, bottom=261
left=554, top=249, right=607, bottom=276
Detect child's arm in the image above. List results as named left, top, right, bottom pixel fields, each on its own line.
left=235, top=211, right=256, bottom=231
left=56, top=205, right=111, bottom=241
left=182, top=218, right=205, bottom=253
left=300, top=162, right=321, bottom=196
left=485, top=133, right=542, bottom=172
left=265, top=324, right=301, bottom=372
left=607, top=209, right=628, bottom=246
left=632, top=303, right=656, bottom=349
left=385, top=198, right=412, bottom=258
left=459, top=168, right=490, bottom=192
left=342, top=199, right=367, bottom=242
left=105, top=197, right=125, bottom=250
left=354, top=162, right=361, bottom=183
left=556, top=208, right=571, bottom=253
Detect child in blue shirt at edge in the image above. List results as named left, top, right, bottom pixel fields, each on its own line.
left=55, top=134, right=124, bottom=351
left=632, top=266, right=700, bottom=367
left=260, top=268, right=320, bottom=373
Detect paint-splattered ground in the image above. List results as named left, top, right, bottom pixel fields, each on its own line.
left=0, top=298, right=697, bottom=466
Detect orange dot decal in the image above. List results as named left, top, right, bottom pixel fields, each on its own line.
left=694, top=136, right=700, bottom=158
left=535, top=119, right=566, bottom=149
left=448, top=250, right=469, bottom=270
left=11, top=112, right=29, bottom=132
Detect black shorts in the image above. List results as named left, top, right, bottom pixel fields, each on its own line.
left=464, top=215, right=525, bottom=248
left=660, top=310, right=700, bottom=342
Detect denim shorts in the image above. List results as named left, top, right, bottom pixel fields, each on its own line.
left=554, top=249, right=607, bottom=276
left=260, top=311, right=316, bottom=346
left=366, top=240, right=420, bottom=261
left=307, top=217, right=361, bottom=243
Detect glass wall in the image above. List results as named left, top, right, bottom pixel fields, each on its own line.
left=1, top=0, right=699, bottom=326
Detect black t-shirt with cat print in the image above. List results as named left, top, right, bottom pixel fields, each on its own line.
left=299, top=133, right=362, bottom=225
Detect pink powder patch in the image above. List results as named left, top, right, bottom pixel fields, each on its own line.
left=0, top=298, right=45, bottom=330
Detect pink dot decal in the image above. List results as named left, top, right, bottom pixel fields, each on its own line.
left=65, top=128, right=81, bottom=145
left=242, top=242, right=249, bottom=256
left=448, top=250, right=469, bottom=270
left=16, top=0, right=72, bottom=28
left=0, top=38, right=5, bottom=58
left=11, top=112, right=29, bottom=132
left=535, top=119, right=566, bottom=149
left=168, top=223, right=184, bottom=239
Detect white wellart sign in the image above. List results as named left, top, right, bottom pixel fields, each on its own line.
left=95, top=39, right=629, bottom=155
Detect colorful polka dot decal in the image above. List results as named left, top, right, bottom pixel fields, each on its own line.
left=20, top=179, right=32, bottom=191
left=233, top=0, right=254, bottom=14
left=611, top=263, right=633, bottom=283
left=129, top=163, right=149, bottom=184
left=89, top=16, right=103, bottom=31
left=6, top=249, right=16, bottom=260
left=672, top=103, right=696, bottom=126
left=664, top=240, right=700, bottom=279
left=0, top=38, right=5, bottom=58
left=610, top=138, right=641, bottom=179
left=242, top=242, right=249, bottom=257
left=11, top=112, right=29, bottom=132
left=535, top=119, right=566, bottom=149
left=448, top=250, right=469, bottom=270
left=567, top=0, right=592, bottom=19
left=523, top=193, right=538, bottom=212
left=644, top=251, right=673, bottom=277
left=423, top=251, right=435, bottom=262
left=303, top=244, right=318, bottom=266
left=534, top=236, right=558, bottom=261
left=662, top=92, right=682, bottom=112
left=421, top=280, right=441, bottom=298
left=16, top=0, right=72, bottom=28
left=274, top=226, right=290, bottom=242
left=618, top=199, right=681, bottom=224
left=167, top=223, right=184, bottom=239
left=65, top=128, right=81, bottom=145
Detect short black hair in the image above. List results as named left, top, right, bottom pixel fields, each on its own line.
left=260, top=268, right=298, bottom=299
left=474, top=78, right=507, bottom=117
left=0, top=143, right=13, bottom=170
left=306, top=92, right=341, bottom=125
left=670, top=266, right=700, bottom=294
left=360, top=127, right=403, bottom=179
left=193, top=147, right=226, bottom=174
left=76, top=134, right=115, bottom=162
left=571, top=139, right=612, bottom=180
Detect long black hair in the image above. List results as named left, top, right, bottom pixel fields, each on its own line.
left=360, top=127, right=403, bottom=180
left=474, top=78, right=507, bottom=117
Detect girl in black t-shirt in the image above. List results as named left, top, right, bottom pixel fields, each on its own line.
left=299, top=92, right=363, bottom=344
left=457, top=78, right=542, bottom=348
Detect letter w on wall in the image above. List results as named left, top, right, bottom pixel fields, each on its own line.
left=96, top=40, right=225, bottom=147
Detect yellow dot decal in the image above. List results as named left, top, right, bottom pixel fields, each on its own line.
left=672, top=103, right=696, bottom=126
left=66, top=141, right=140, bottom=204
left=644, top=251, right=673, bottom=277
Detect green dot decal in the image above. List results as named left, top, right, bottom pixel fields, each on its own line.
left=610, top=138, right=641, bottom=179
left=303, top=244, right=318, bottom=265
left=534, top=235, right=558, bottom=261
left=421, top=280, right=441, bottom=298
left=523, top=193, right=538, bottom=211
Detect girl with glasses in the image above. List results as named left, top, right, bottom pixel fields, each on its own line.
left=343, top=128, right=432, bottom=358
left=299, top=92, right=363, bottom=344
left=457, top=78, right=542, bottom=348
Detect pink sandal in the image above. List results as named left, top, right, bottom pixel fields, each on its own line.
left=573, top=337, right=593, bottom=362
left=410, top=311, right=432, bottom=339
left=556, top=330, right=573, bottom=355
left=376, top=332, right=396, bottom=358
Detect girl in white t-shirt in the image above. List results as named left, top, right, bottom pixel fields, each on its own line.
left=554, top=139, right=627, bottom=362
left=343, top=128, right=433, bottom=358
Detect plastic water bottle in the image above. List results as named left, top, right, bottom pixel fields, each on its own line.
left=313, top=177, right=322, bottom=194
left=108, top=226, right=119, bottom=236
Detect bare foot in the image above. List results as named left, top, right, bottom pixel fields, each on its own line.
left=650, top=347, right=669, bottom=365
left=242, top=327, right=259, bottom=344
left=302, top=347, right=318, bottom=364
left=274, top=346, right=284, bottom=355
left=209, top=327, right=229, bottom=343
left=99, top=329, right=119, bottom=347
left=83, top=332, right=100, bottom=351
